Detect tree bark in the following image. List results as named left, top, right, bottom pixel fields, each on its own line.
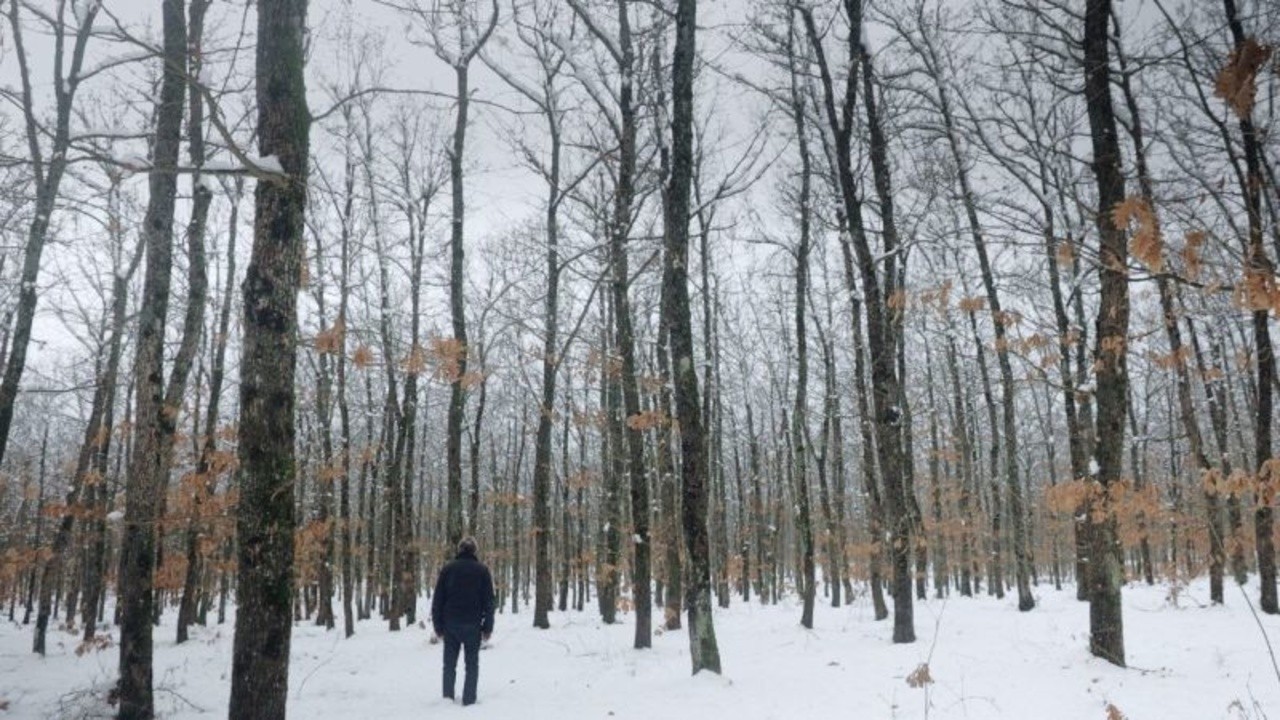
left=1221, top=0, right=1278, bottom=615
left=117, top=2, right=190, bottom=714
left=785, top=21, right=816, bottom=627
left=665, top=0, right=720, bottom=673
left=1083, top=0, right=1128, bottom=666
left=229, top=0, right=310, bottom=716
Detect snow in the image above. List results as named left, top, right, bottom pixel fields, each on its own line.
left=250, top=154, right=285, bottom=175
left=203, top=155, right=286, bottom=176
left=3, top=578, right=1278, bottom=719
left=1089, top=458, right=1100, bottom=476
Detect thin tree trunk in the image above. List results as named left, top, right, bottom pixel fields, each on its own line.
left=0, top=0, right=99, bottom=471
left=117, top=3, right=190, bottom=713
left=1222, top=0, right=1278, bottom=615
left=446, top=61, right=471, bottom=549
left=785, top=20, right=816, bottom=629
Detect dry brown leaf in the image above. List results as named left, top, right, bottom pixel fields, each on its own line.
left=1215, top=38, right=1274, bottom=118
left=906, top=663, right=934, bottom=688
left=314, top=318, right=346, bottom=355
left=1182, top=230, right=1206, bottom=281
left=351, top=345, right=375, bottom=370
left=1113, top=196, right=1162, bottom=273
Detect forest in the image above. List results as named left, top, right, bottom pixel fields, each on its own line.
left=2, top=0, right=1279, bottom=718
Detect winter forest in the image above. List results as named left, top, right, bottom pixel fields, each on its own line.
left=2, top=0, right=1280, bottom=717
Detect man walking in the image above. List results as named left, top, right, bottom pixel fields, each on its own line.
left=431, top=536, right=495, bottom=706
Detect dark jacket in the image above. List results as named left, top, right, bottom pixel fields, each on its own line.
left=431, top=550, right=495, bottom=635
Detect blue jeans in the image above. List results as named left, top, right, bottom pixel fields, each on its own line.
left=442, top=622, right=481, bottom=704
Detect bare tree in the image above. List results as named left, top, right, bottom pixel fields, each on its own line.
left=0, top=0, right=101, bottom=473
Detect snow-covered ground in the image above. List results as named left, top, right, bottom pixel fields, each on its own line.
left=4, top=579, right=1278, bottom=719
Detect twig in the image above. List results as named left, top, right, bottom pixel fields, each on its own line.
left=1236, top=582, right=1280, bottom=689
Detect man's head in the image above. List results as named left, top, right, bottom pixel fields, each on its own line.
left=458, top=536, right=478, bottom=556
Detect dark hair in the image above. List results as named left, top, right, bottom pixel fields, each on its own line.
left=458, top=536, right=478, bottom=555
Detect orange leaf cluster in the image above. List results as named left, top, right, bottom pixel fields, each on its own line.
left=1201, top=467, right=1253, bottom=498
left=75, top=634, right=113, bottom=657
left=293, top=519, right=333, bottom=583
left=403, top=342, right=428, bottom=376
left=1181, top=231, right=1205, bottom=281
left=917, top=280, right=952, bottom=313
left=995, top=310, right=1022, bottom=328
left=1055, top=239, right=1075, bottom=266
left=1215, top=38, right=1273, bottom=118
left=1260, top=458, right=1280, bottom=506
left=566, top=470, right=595, bottom=490
left=906, top=663, right=934, bottom=689
left=1148, top=345, right=1191, bottom=372
left=1112, top=196, right=1162, bottom=273
left=625, top=409, right=669, bottom=431
left=351, top=344, right=376, bottom=369
left=1099, top=334, right=1126, bottom=358
left=429, top=336, right=467, bottom=382
left=887, top=289, right=910, bottom=311
left=314, top=319, right=345, bottom=355
left=1234, top=268, right=1280, bottom=315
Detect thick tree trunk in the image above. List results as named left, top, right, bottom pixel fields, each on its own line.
left=1083, top=0, right=1128, bottom=666
left=666, top=0, right=720, bottom=673
left=228, top=0, right=310, bottom=716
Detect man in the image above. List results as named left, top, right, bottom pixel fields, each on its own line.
left=431, top=536, right=495, bottom=706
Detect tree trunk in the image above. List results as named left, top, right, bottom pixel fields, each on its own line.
left=799, top=0, right=913, bottom=642
left=666, top=0, right=720, bottom=673
left=1082, top=0, right=1128, bottom=666
left=446, top=62, right=471, bottom=549
left=0, top=0, right=99, bottom=471
left=117, top=3, right=189, bottom=714
left=531, top=118, right=561, bottom=629
left=785, top=21, right=816, bottom=629
left=1222, top=0, right=1278, bottom=615
left=228, top=0, right=310, bottom=716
